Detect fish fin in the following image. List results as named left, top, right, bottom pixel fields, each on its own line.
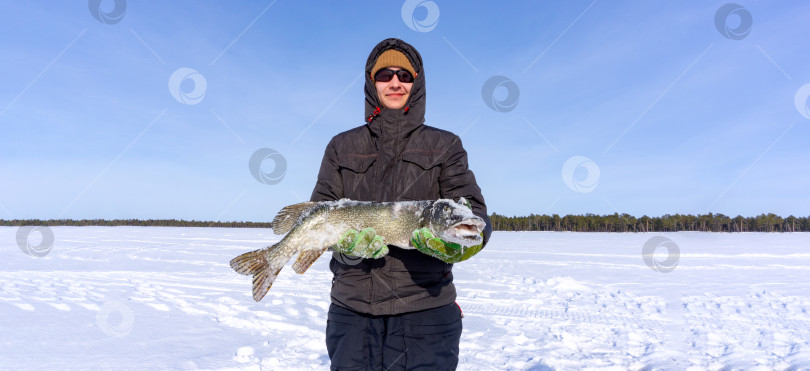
left=271, top=202, right=319, bottom=235
left=291, top=247, right=328, bottom=274
left=230, top=247, right=285, bottom=302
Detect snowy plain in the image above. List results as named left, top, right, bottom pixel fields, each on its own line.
left=1, top=227, right=809, bottom=370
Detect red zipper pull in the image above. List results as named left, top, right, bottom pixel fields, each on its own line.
left=367, top=106, right=381, bottom=122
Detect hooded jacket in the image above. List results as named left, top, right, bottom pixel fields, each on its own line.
left=310, top=38, right=492, bottom=315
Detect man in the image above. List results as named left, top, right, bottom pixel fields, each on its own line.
left=310, top=38, right=492, bottom=370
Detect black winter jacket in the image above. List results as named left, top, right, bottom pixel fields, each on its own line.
left=310, top=38, right=492, bottom=315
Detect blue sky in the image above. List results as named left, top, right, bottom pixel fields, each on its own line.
left=1, top=1, right=809, bottom=221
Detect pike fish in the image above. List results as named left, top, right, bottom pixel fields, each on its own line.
left=230, top=198, right=486, bottom=302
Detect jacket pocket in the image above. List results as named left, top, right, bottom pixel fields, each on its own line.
left=338, top=154, right=376, bottom=199
left=399, top=151, right=441, bottom=200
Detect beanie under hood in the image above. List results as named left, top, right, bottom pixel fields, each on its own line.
left=364, top=38, right=426, bottom=138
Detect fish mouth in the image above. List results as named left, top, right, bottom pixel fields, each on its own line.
left=446, top=218, right=486, bottom=245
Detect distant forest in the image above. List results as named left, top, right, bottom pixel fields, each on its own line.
left=2, top=213, right=809, bottom=232
left=489, top=213, right=809, bottom=232
left=0, top=219, right=272, bottom=228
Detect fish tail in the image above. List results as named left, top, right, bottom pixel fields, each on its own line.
left=230, top=245, right=287, bottom=302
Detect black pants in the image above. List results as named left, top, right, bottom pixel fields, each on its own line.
left=325, top=302, right=463, bottom=371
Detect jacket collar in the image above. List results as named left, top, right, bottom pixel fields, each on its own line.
left=366, top=107, right=422, bottom=140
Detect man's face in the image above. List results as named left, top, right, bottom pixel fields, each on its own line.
left=375, top=67, right=413, bottom=110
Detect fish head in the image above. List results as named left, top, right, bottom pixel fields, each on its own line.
left=427, top=198, right=486, bottom=246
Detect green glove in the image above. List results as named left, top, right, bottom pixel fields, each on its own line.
left=333, top=227, right=388, bottom=258
left=410, top=228, right=483, bottom=263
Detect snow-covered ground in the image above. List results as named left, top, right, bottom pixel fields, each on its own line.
left=1, top=227, right=809, bottom=370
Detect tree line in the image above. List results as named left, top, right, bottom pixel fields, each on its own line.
left=2, top=213, right=808, bottom=232
left=490, top=213, right=809, bottom=232
left=0, top=219, right=272, bottom=228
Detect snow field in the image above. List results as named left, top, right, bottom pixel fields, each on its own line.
left=1, top=227, right=809, bottom=370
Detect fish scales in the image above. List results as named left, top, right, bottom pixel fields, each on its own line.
left=230, top=198, right=485, bottom=302
left=287, top=200, right=432, bottom=249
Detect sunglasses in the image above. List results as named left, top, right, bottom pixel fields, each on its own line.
left=374, top=68, right=415, bottom=83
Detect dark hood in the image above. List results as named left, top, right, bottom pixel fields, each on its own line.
left=363, top=38, right=426, bottom=139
